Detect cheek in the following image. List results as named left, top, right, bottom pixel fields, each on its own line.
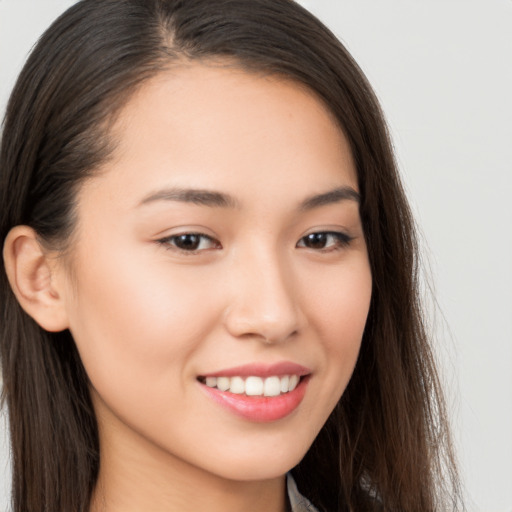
left=309, top=257, right=372, bottom=389
left=312, top=255, right=372, bottom=340
left=65, top=245, right=221, bottom=394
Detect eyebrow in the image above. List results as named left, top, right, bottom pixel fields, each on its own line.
left=138, top=188, right=240, bottom=208
left=299, top=186, right=360, bottom=211
left=138, top=185, right=360, bottom=210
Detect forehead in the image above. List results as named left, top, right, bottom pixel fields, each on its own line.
left=83, top=63, right=357, bottom=211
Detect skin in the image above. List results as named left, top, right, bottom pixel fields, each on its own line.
left=51, top=64, right=372, bottom=511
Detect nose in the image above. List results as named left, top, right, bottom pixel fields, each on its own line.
left=223, top=248, right=304, bottom=344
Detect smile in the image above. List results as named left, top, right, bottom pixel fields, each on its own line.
left=197, top=362, right=311, bottom=422
left=199, top=374, right=301, bottom=397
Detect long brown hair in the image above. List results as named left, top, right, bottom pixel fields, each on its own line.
left=0, top=0, right=462, bottom=510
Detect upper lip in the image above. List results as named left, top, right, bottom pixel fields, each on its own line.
left=199, top=361, right=312, bottom=378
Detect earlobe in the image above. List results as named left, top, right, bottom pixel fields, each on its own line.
left=3, top=225, right=70, bottom=332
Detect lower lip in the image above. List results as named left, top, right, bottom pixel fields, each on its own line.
left=200, top=377, right=309, bottom=423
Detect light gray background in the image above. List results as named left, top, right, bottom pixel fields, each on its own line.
left=1, top=1, right=511, bottom=511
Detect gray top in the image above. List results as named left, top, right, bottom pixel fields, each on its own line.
left=287, top=473, right=320, bottom=512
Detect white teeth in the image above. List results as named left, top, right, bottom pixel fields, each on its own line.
left=229, top=376, right=245, bottom=394
left=288, top=374, right=299, bottom=392
left=216, top=376, right=230, bottom=392
left=245, top=376, right=264, bottom=396
left=205, top=377, right=217, bottom=388
left=202, top=374, right=303, bottom=396
left=263, top=376, right=281, bottom=397
left=280, top=375, right=289, bottom=393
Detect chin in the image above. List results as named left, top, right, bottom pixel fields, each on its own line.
left=199, top=439, right=311, bottom=482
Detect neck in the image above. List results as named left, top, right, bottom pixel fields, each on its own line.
left=91, top=469, right=287, bottom=512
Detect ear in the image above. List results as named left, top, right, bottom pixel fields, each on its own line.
left=3, top=225, right=70, bottom=332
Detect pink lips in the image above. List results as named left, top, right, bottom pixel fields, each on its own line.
left=198, top=361, right=311, bottom=423
left=201, top=361, right=311, bottom=378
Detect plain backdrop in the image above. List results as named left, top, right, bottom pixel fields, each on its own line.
left=1, top=1, right=511, bottom=511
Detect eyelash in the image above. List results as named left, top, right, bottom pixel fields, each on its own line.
left=157, top=233, right=220, bottom=254
left=296, top=231, right=354, bottom=251
left=157, top=231, right=353, bottom=255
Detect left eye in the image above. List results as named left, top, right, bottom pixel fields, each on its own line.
left=158, top=233, right=220, bottom=252
left=297, top=231, right=352, bottom=250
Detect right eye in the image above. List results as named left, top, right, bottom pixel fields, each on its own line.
left=157, top=233, right=221, bottom=253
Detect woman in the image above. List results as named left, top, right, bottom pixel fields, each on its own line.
left=0, top=0, right=462, bottom=510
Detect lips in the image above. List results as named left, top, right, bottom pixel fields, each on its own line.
left=198, top=362, right=311, bottom=422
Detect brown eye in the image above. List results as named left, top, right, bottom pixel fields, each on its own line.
left=174, top=234, right=202, bottom=250
left=297, top=232, right=353, bottom=251
left=302, top=233, right=329, bottom=249
left=158, top=233, right=220, bottom=252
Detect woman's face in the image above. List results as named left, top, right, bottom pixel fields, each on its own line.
left=60, top=64, right=372, bottom=482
